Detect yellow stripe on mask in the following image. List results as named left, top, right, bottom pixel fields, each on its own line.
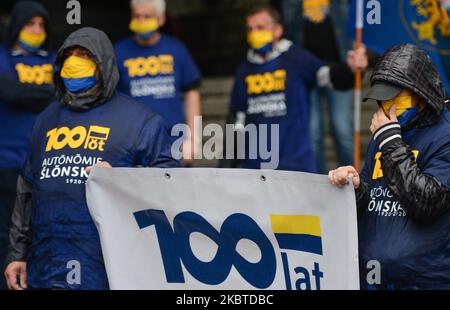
left=247, top=31, right=274, bottom=50
left=19, top=29, right=46, bottom=47
left=382, top=96, right=414, bottom=117
left=303, top=0, right=330, bottom=23
left=61, top=56, right=97, bottom=79
left=129, top=18, right=159, bottom=34
left=270, top=214, right=321, bottom=237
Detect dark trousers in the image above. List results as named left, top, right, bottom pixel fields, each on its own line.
left=0, top=169, right=20, bottom=290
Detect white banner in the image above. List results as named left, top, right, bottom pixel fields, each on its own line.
left=86, top=168, right=360, bottom=290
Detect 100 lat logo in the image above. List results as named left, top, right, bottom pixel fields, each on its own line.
left=135, top=209, right=324, bottom=290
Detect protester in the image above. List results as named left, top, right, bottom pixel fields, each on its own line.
left=222, top=6, right=367, bottom=171
left=329, top=44, right=450, bottom=289
left=0, top=1, right=55, bottom=290
left=4, top=27, right=179, bottom=290
left=115, top=0, right=202, bottom=165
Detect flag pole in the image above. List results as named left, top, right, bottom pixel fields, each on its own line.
left=354, top=0, right=364, bottom=171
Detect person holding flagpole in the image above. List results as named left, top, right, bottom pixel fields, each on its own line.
left=222, top=5, right=368, bottom=171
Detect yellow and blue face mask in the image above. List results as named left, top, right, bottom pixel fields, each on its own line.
left=18, top=29, right=46, bottom=53
left=303, top=0, right=330, bottom=23
left=381, top=96, right=419, bottom=125
left=129, top=18, right=159, bottom=40
left=247, top=30, right=274, bottom=55
left=61, top=56, right=98, bottom=94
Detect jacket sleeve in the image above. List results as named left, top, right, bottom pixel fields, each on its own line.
left=328, top=48, right=379, bottom=91
left=355, top=181, right=370, bottom=214
left=6, top=175, right=33, bottom=264
left=0, top=74, right=54, bottom=112
left=375, top=122, right=450, bottom=223
left=354, top=142, right=373, bottom=214
left=135, top=114, right=181, bottom=168
left=329, top=62, right=356, bottom=90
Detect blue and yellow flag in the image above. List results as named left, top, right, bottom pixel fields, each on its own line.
left=270, top=215, right=323, bottom=255
left=349, top=0, right=450, bottom=94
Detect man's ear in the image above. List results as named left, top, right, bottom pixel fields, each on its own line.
left=158, top=15, right=166, bottom=27
left=274, top=24, right=284, bottom=41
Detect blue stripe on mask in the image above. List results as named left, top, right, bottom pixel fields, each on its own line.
left=136, top=31, right=156, bottom=41
left=398, top=106, right=419, bottom=126
left=254, top=42, right=273, bottom=55
left=62, top=76, right=97, bottom=94
left=18, top=40, right=41, bottom=54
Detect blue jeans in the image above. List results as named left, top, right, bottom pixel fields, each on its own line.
left=310, top=87, right=354, bottom=174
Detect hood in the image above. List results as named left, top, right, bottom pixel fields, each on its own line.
left=54, top=27, right=119, bottom=111
left=370, top=44, right=446, bottom=125
left=5, top=1, right=51, bottom=51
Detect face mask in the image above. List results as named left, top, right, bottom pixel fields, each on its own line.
left=381, top=96, right=415, bottom=116
left=247, top=30, right=274, bottom=54
left=18, top=29, right=46, bottom=53
left=381, top=96, right=418, bottom=126
left=61, top=56, right=98, bottom=94
left=397, top=106, right=419, bottom=126
left=303, top=0, right=330, bottom=23
left=129, top=18, right=159, bottom=40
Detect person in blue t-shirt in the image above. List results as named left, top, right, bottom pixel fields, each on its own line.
left=222, top=6, right=367, bottom=172
left=329, top=44, right=450, bottom=289
left=115, top=0, right=202, bottom=166
left=0, top=1, right=55, bottom=290
left=4, top=27, right=179, bottom=290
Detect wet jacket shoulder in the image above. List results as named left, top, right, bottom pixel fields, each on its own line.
left=378, top=110, right=450, bottom=223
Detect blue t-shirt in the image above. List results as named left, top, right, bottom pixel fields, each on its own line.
left=0, top=44, right=55, bottom=169
left=230, top=46, right=323, bottom=172
left=115, top=34, right=201, bottom=138
left=359, top=109, right=450, bottom=290
left=23, top=92, right=178, bottom=290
